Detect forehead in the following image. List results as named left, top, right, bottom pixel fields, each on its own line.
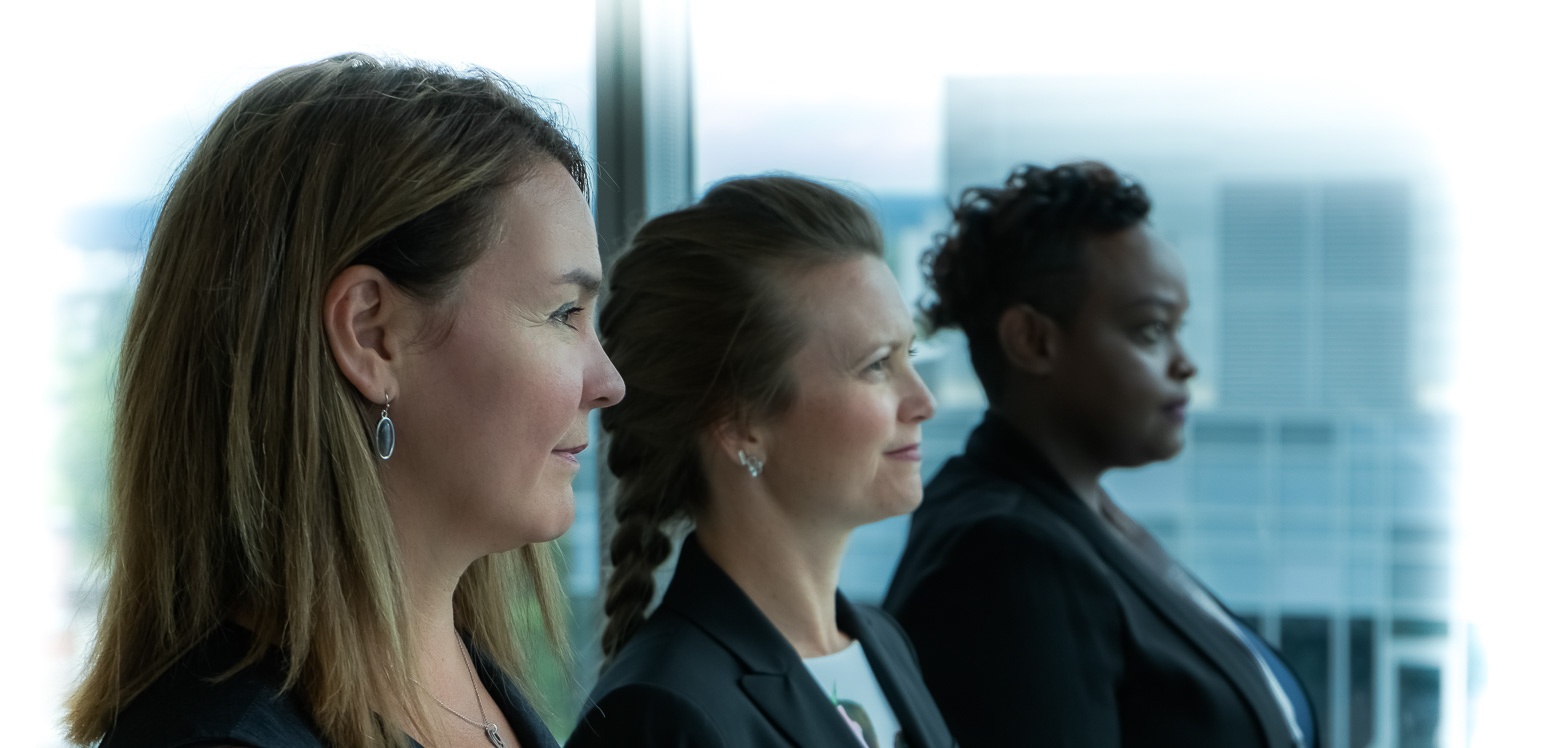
left=784, top=255, right=912, bottom=359
left=497, top=162, right=596, bottom=260
left=1083, top=226, right=1189, bottom=303
left=469, top=161, right=599, bottom=289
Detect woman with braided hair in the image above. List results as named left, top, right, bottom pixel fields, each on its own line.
left=884, top=161, right=1318, bottom=747
left=566, top=176, right=956, bottom=748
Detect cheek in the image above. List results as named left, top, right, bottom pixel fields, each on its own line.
left=501, top=348, right=589, bottom=453
left=1058, top=342, right=1148, bottom=429
left=1091, top=338, right=1168, bottom=399
left=786, top=389, right=896, bottom=483
left=433, top=326, right=581, bottom=466
left=823, top=390, right=894, bottom=445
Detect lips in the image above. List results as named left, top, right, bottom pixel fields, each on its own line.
left=552, top=443, right=587, bottom=464
left=1163, top=397, right=1190, bottom=423
left=884, top=443, right=922, bottom=462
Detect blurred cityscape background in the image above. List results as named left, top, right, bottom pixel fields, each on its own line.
left=6, top=0, right=1547, bottom=746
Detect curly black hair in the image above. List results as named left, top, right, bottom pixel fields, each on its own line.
left=921, top=161, right=1151, bottom=400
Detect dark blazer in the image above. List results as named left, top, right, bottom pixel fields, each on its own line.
left=568, top=533, right=957, bottom=748
left=101, top=621, right=559, bottom=748
left=883, top=413, right=1315, bottom=748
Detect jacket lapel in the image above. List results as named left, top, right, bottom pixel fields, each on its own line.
left=740, top=671, right=864, bottom=748
left=661, top=534, right=863, bottom=748
left=467, top=637, right=560, bottom=748
left=837, top=596, right=949, bottom=748
left=966, top=414, right=1297, bottom=748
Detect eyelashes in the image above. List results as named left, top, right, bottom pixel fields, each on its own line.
left=866, top=345, right=920, bottom=374
left=550, top=303, right=586, bottom=330
left=1135, top=319, right=1187, bottom=343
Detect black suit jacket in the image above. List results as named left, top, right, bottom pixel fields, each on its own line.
left=568, top=533, right=957, bottom=748
left=883, top=413, right=1313, bottom=748
left=101, top=621, right=559, bottom=748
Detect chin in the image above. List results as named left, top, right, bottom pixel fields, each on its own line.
left=507, top=484, right=576, bottom=546
left=1139, top=435, right=1186, bottom=465
left=872, top=485, right=925, bottom=522
left=534, top=492, right=577, bottom=543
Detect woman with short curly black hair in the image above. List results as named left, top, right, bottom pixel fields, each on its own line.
left=885, top=161, right=1318, bottom=748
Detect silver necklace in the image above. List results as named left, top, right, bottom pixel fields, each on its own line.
left=420, top=638, right=507, bottom=748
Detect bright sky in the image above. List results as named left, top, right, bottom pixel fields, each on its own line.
left=2, top=0, right=1546, bottom=744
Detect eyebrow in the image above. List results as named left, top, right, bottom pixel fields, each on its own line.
left=850, top=335, right=916, bottom=366
left=1123, top=295, right=1184, bottom=310
left=556, top=269, right=602, bottom=295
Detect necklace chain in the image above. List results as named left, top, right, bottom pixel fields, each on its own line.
left=417, top=637, right=505, bottom=748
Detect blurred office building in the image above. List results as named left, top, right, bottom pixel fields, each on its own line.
left=847, top=78, right=1459, bottom=748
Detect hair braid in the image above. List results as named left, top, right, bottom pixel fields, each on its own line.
left=594, top=175, right=884, bottom=660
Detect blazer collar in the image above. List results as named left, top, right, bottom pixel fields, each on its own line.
left=404, top=637, right=559, bottom=748
left=964, top=412, right=1298, bottom=748
left=835, top=597, right=946, bottom=748
left=660, top=533, right=938, bottom=748
left=470, top=635, right=560, bottom=748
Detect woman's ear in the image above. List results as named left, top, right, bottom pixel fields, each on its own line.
left=323, top=265, right=407, bottom=404
left=998, top=303, right=1062, bottom=377
left=708, top=412, right=768, bottom=469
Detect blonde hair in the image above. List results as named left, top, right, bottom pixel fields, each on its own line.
left=66, top=54, right=583, bottom=746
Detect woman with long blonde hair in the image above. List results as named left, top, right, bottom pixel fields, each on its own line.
left=66, top=54, right=623, bottom=748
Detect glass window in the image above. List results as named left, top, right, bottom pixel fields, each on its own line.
left=1350, top=618, right=1376, bottom=748
left=1398, top=664, right=1442, bottom=748
left=1282, top=615, right=1333, bottom=748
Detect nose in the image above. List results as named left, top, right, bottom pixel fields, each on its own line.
left=586, top=340, right=626, bottom=410
left=901, top=365, right=936, bottom=424
left=1170, top=343, right=1197, bottom=382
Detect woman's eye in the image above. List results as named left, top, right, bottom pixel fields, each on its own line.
left=1136, top=321, right=1167, bottom=342
left=550, top=304, right=585, bottom=330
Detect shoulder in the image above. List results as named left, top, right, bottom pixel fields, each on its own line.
left=569, top=681, right=726, bottom=748
left=100, top=626, right=325, bottom=748
left=589, top=608, right=741, bottom=702
left=912, top=456, right=1087, bottom=552
left=886, top=501, right=1121, bottom=634
left=905, top=502, right=1108, bottom=591
left=570, top=609, right=758, bottom=747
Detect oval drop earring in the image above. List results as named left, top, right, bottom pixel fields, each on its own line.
left=375, top=393, right=396, bottom=460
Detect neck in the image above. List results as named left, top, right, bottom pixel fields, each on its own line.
left=990, top=400, right=1107, bottom=514
left=395, top=501, right=472, bottom=645
left=696, top=492, right=852, bottom=659
left=392, top=495, right=486, bottom=729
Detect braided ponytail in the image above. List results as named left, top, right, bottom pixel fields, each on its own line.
left=599, top=433, right=690, bottom=658
left=596, top=176, right=884, bottom=660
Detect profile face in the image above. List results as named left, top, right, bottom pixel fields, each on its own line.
left=1049, top=225, right=1196, bottom=467
left=758, top=256, right=936, bottom=527
left=390, top=160, right=625, bottom=551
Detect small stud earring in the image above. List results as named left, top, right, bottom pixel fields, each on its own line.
left=375, top=393, right=396, bottom=460
left=737, top=449, right=764, bottom=478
